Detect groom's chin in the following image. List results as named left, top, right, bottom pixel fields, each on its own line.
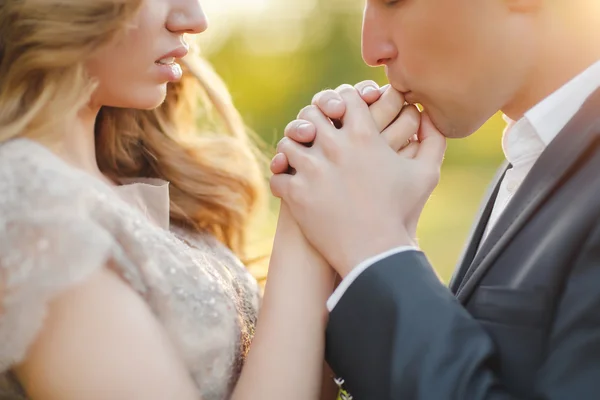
left=428, top=108, right=489, bottom=139
left=439, top=125, right=477, bottom=139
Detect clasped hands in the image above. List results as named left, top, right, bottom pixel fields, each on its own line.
left=270, top=82, right=446, bottom=278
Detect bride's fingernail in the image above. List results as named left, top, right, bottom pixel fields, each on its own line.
left=271, top=153, right=283, bottom=166
left=298, top=123, right=312, bottom=136
left=361, top=86, right=378, bottom=96
left=380, top=84, right=391, bottom=93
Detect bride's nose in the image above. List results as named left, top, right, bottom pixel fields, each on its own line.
left=167, top=0, right=208, bottom=35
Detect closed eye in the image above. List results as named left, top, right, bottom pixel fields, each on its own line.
left=384, top=0, right=402, bottom=6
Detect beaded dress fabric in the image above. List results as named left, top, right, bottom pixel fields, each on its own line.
left=0, top=138, right=260, bottom=400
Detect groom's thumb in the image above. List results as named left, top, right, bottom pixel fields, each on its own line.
left=416, top=112, right=446, bottom=164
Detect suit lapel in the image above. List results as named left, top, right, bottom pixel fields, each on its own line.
left=448, top=162, right=509, bottom=294
left=456, top=88, right=600, bottom=303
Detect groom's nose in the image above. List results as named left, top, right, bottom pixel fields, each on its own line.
left=361, top=6, right=397, bottom=67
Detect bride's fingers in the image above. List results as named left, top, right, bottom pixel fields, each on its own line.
left=312, top=90, right=346, bottom=121
left=369, top=86, right=406, bottom=133
left=312, top=82, right=383, bottom=128
left=270, top=153, right=290, bottom=174
left=276, top=137, right=313, bottom=176
left=297, top=105, right=334, bottom=131
left=354, top=80, right=383, bottom=105
left=380, top=104, right=421, bottom=152
left=284, top=119, right=316, bottom=145
left=270, top=173, right=292, bottom=199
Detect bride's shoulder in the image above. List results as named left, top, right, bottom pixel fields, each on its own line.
left=0, top=138, right=105, bottom=212
left=0, top=139, right=140, bottom=374
left=0, top=137, right=69, bottom=171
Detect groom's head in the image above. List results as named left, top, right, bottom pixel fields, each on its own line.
left=362, top=0, right=599, bottom=138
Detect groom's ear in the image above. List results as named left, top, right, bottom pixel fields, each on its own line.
left=504, top=0, right=543, bottom=12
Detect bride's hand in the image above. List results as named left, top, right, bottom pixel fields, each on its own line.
left=271, top=81, right=419, bottom=175
left=270, top=83, right=445, bottom=277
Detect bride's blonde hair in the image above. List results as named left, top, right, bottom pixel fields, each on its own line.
left=0, top=0, right=267, bottom=260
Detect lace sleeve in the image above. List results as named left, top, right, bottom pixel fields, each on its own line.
left=0, top=198, right=121, bottom=372
left=0, top=140, right=151, bottom=377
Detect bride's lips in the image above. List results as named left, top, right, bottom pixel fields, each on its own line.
left=155, top=46, right=189, bottom=82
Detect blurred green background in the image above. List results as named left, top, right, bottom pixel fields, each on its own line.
left=200, top=0, right=506, bottom=283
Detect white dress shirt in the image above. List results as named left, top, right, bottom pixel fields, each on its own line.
left=327, top=59, right=600, bottom=312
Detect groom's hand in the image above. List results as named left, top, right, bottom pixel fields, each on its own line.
left=270, top=85, right=446, bottom=277
left=271, top=82, right=411, bottom=174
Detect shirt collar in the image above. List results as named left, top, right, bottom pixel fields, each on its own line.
left=502, top=58, right=600, bottom=165
left=525, top=59, right=600, bottom=146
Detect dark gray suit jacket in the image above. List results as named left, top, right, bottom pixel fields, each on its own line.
left=325, top=88, right=600, bottom=399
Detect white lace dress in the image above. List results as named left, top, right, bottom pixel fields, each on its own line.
left=0, top=138, right=261, bottom=400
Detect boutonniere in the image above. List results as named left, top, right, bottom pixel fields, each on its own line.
left=334, top=377, right=353, bottom=400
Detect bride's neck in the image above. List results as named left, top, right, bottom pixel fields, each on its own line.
left=44, top=105, right=113, bottom=185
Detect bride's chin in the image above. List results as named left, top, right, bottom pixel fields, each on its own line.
left=116, top=87, right=168, bottom=111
